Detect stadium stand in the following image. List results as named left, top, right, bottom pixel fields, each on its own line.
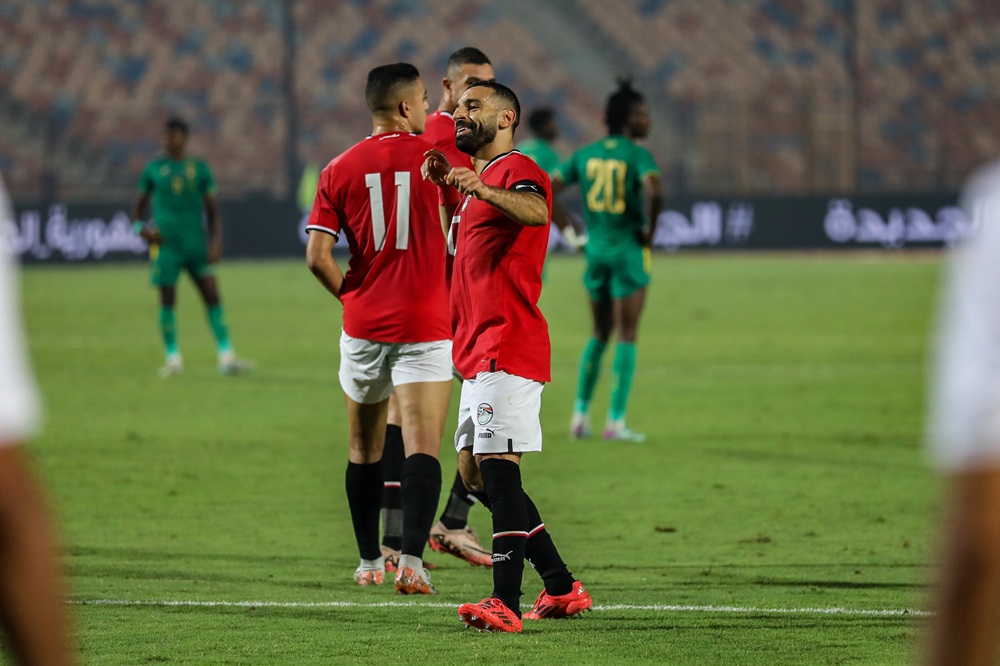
left=0, top=0, right=998, bottom=200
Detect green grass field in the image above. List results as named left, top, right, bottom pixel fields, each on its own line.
left=16, top=252, right=945, bottom=664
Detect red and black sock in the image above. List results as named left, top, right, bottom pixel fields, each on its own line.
left=400, top=453, right=441, bottom=559
left=439, top=469, right=476, bottom=530
left=379, top=424, right=405, bottom=551
left=345, top=461, right=382, bottom=561
left=524, top=493, right=575, bottom=596
left=479, top=458, right=528, bottom=617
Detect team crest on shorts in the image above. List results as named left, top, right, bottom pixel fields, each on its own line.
left=477, top=403, right=494, bottom=426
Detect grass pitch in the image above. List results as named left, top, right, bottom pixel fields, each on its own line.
left=17, top=253, right=943, bottom=664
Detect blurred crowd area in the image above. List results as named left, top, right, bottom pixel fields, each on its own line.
left=2, top=0, right=999, bottom=203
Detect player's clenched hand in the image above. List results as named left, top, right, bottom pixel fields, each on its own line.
left=446, top=167, right=487, bottom=199
left=421, top=149, right=452, bottom=186
left=139, top=224, right=162, bottom=245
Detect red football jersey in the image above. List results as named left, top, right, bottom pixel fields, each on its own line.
left=450, top=150, right=552, bottom=382
left=307, top=132, right=450, bottom=343
left=423, top=111, right=474, bottom=170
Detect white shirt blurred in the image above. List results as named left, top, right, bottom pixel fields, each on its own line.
left=929, top=160, right=1000, bottom=470
left=0, top=174, right=41, bottom=443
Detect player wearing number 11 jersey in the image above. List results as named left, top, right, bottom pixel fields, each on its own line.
left=552, top=78, right=663, bottom=443
left=305, top=63, right=451, bottom=596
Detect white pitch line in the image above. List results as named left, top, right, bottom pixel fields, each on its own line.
left=70, top=599, right=930, bottom=617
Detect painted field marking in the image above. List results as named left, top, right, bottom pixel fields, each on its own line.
left=72, top=599, right=930, bottom=617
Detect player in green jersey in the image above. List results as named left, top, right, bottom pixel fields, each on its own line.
left=517, top=108, right=586, bottom=259
left=131, top=117, right=252, bottom=377
left=517, top=108, right=561, bottom=174
left=552, top=79, right=663, bottom=442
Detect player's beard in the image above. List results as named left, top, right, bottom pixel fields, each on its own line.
left=455, top=120, right=497, bottom=155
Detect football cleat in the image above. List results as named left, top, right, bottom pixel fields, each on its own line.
left=353, top=566, right=384, bottom=587
left=394, top=565, right=437, bottom=595
left=569, top=411, right=591, bottom=440
left=602, top=420, right=645, bottom=443
left=429, top=521, right=492, bottom=567
left=218, top=351, right=255, bottom=376
left=158, top=354, right=184, bottom=378
left=524, top=580, right=593, bottom=620
left=380, top=545, right=437, bottom=572
left=458, top=598, right=523, bottom=633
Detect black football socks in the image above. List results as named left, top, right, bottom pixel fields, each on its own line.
left=345, top=461, right=382, bottom=561
left=439, top=469, right=477, bottom=530
left=380, top=424, right=405, bottom=551
left=479, top=458, right=528, bottom=616
left=523, top=493, right=575, bottom=596
left=400, top=453, right=442, bottom=559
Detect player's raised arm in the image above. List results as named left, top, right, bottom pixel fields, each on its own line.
left=447, top=168, right=548, bottom=227
left=422, top=149, right=460, bottom=236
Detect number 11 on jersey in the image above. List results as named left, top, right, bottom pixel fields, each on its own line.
left=365, top=172, right=410, bottom=251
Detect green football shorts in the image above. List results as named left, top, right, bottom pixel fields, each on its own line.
left=583, top=243, right=651, bottom=302
left=150, top=242, right=214, bottom=287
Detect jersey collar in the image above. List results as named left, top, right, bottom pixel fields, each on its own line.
left=480, top=149, right=522, bottom=178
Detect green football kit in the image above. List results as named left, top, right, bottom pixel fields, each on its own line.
left=137, top=155, right=236, bottom=368
left=137, top=156, right=217, bottom=286
left=555, top=135, right=660, bottom=432
left=553, top=135, right=659, bottom=301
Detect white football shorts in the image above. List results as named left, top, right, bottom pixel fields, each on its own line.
left=338, top=331, right=453, bottom=404
left=454, top=370, right=544, bottom=455
left=928, top=161, right=1000, bottom=471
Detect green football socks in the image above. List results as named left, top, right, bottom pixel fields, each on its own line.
left=159, top=306, right=178, bottom=356
left=574, top=338, right=608, bottom=414
left=609, top=342, right=637, bottom=422
left=207, top=304, right=232, bottom=353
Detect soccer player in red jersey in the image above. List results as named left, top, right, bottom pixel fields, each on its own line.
left=423, top=47, right=495, bottom=172
left=305, top=63, right=451, bottom=595
left=422, top=81, right=593, bottom=633
left=380, top=47, right=497, bottom=571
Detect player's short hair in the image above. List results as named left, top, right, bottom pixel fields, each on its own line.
left=446, top=47, right=491, bottom=76
left=165, top=116, right=189, bottom=135
left=365, top=62, right=421, bottom=113
left=527, top=108, right=555, bottom=136
left=606, top=77, right=645, bottom=135
left=467, top=80, right=521, bottom=132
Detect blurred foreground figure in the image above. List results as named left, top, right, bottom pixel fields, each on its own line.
left=926, top=160, right=1000, bottom=666
left=0, top=175, right=73, bottom=665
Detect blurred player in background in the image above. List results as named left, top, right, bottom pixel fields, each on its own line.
left=305, top=63, right=450, bottom=595
left=423, top=81, right=592, bottom=633
left=517, top=108, right=561, bottom=174
left=131, top=117, right=252, bottom=377
left=552, top=78, right=662, bottom=443
left=0, top=175, right=74, bottom=665
left=517, top=107, right=587, bottom=265
left=378, top=46, right=496, bottom=571
left=926, top=160, right=1000, bottom=666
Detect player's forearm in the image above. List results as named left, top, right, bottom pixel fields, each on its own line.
left=645, top=192, right=663, bottom=241
left=202, top=195, right=222, bottom=242
left=478, top=186, right=548, bottom=227
left=131, top=193, right=150, bottom=221
left=438, top=203, right=457, bottom=237
left=307, top=255, right=344, bottom=300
